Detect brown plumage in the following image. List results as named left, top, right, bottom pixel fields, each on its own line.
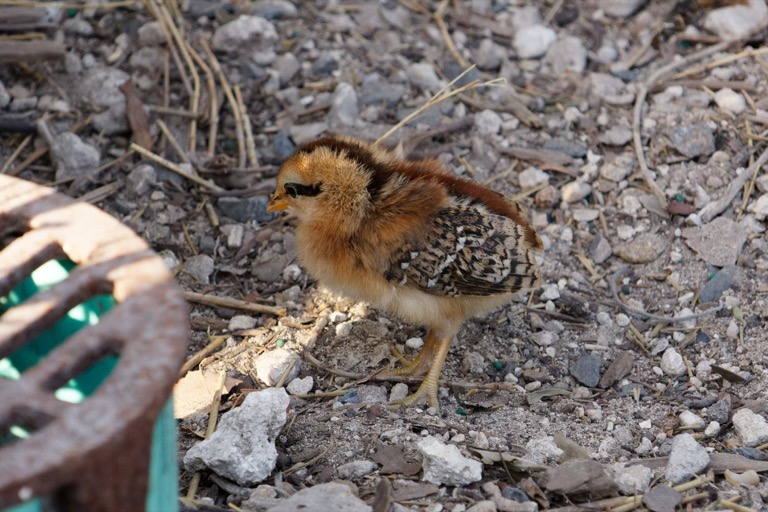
left=267, top=136, right=542, bottom=409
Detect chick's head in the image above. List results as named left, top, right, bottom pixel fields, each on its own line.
left=268, top=140, right=374, bottom=228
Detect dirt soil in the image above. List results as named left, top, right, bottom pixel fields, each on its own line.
left=2, top=0, right=768, bottom=511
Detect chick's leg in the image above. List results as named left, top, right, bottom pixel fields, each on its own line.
left=378, top=329, right=442, bottom=378
left=388, top=333, right=453, bottom=410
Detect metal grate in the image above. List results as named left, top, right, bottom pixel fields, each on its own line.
left=0, top=175, right=188, bottom=512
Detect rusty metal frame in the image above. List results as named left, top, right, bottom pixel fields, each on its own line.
left=0, top=175, right=188, bottom=511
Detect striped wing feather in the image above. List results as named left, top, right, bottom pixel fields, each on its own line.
left=385, top=203, right=540, bottom=297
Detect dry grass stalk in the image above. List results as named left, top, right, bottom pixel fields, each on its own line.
left=200, top=38, right=247, bottom=168
left=434, top=0, right=466, bottom=67
left=187, top=40, right=218, bottom=157
left=178, top=335, right=227, bottom=378
left=234, top=84, right=259, bottom=168
left=375, top=64, right=503, bottom=144
left=156, top=118, right=191, bottom=163
left=184, top=291, right=287, bottom=317
left=130, top=142, right=223, bottom=191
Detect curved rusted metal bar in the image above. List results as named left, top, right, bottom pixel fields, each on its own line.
left=0, top=175, right=188, bottom=511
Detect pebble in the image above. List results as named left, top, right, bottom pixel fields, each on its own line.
left=474, top=38, right=507, bottom=71
left=682, top=217, right=747, bottom=266
left=417, top=436, right=483, bottom=486
left=49, top=131, right=100, bottom=183
left=211, top=15, right=277, bottom=53
left=749, top=194, right=768, bottom=220
left=137, top=20, right=165, bottom=47
left=609, top=463, right=652, bottom=494
left=540, top=284, right=560, bottom=301
left=573, top=208, right=599, bottom=222
left=184, top=388, right=289, bottom=486
left=229, top=315, right=257, bottom=331
left=616, top=314, right=630, bottom=327
left=329, top=82, right=359, bottom=126
left=274, top=53, right=300, bottom=84
left=614, top=233, right=667, bottom=264
left=543, top=138, right=588, bottom=158
left=704, top=421, right=721, bottom=437
left=530, top=331, right=556, bottom=346
left=679, top=411, right=705, bottom=429
left=665, top=433, right=709, bottom=483
left=216, top=196, right=273, bottom=223
left=357, top=384, right=388, bottom=404
left=335, top=321, right=354, bottom=337
left=290, top=122, right=329, bottom=146
left=600, top=0, right=647, bottom=18
left=707, top=399, right=730, bottom=424
left=588, top=234, right=612, bottom=264
left=253, top=0, right=298, bottom=19
left=329, top=311, right=348, bottom=323
left=266, top=482, right=372, bottom=512
left=599, top=126, right=633, bottom=147
left=561, top=180, right=592, bottom=202
left=182, top=254, right=215, bottom=285
left=474, top=109, right=503, bottom=136
left=126, top=164, right=157, bottom=196
left=406, top=62, right=442, bottom=91
left=732, top=408, right=768, bottom=447
left=660, top=347, right=686, bottom=377
left=670, top=124, right=716, bottom=158
left=525, top=436, right=564, bottom=464
left=570, top=354, right=602, bottom=388
left=545, top=35, right=587, bottom=74
left=518, top=167, right=550, bottom=189
left=466, top=501, right=496, bottom=512
left=514, top=25, right=557, bottom=59
left=360, top=73, right=406, bottom=108
left=286, top=376, right=314, bottom=395
left=616, top=225, right=636, bottom=240
left=389, top=383, right=410, bottom=402
left=336, top=460, right=377, bottom=480
left=253, top=348, right=301, bottom=386
left=726, top=319, right=740, bottom=340
left=714, top=87, right=747, bottom=115
left=703, top=0, right=768, bottom=40
left=406, top=337, right=424, bottom=349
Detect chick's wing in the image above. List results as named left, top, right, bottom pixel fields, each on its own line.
left=384, top=203, right=540, bottom=297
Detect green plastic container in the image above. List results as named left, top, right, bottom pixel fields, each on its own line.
left=0, top=260, right=178, bottom=512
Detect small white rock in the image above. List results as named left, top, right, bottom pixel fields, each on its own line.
left=474, top=109, right=503, bottom=136
left=732, top=408, right=768, bottom=447
left=540, top=284, right=560, bottom=301
left=335, top=321, right=354, bottom=337
left=518, top=167, right=550, bottom=189
left=406, top=337, right=424, bottom=349
left=329, top=311, right=348, bottom=323
left=704, top=421, right=721, bottom=437
left=679, top=410, right=705, bottom=429
left=714, top=88, right=747, bottom=115
left=561, top=180, right=592, bottom=202
left=286, top=376, right=314, bottom=395
left=514, top=25, right=557, bottom=59
left=660, top=347, right=686, bottom=377
left=417, top=436, right=483, bottom=486
left=229, top=315, right=257, bottom=331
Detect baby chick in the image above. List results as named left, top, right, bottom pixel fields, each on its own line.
left=267, top=136, right=542, bottom=409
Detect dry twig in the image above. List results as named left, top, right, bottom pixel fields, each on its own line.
left=184, top=291, right=286, bottom=317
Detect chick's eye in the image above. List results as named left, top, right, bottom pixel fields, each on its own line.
left=284, top=182, right=322, bottom=198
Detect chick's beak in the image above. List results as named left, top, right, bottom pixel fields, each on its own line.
left=267, top=191, right=288, bottom=212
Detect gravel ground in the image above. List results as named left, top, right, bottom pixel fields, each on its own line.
left=2, top=1, right=768, bottom=511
